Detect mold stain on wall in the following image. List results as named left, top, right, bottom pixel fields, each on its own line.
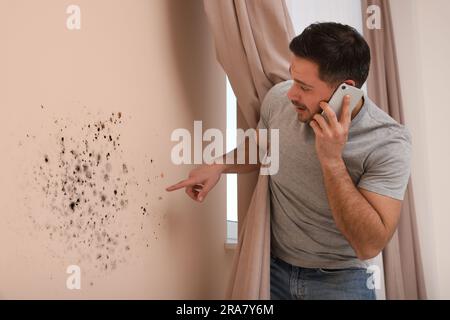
left=20, top=104, right=168, bottom=285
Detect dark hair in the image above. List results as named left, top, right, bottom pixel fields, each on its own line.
left=289, top=22, right=370, bottom=88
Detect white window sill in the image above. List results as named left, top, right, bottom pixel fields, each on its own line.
left=225, top=220, right=238, bottom=251
left=224, top=239, right=237, bottom=251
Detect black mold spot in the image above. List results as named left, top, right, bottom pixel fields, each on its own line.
left=29, top=111, right=143, bottom=275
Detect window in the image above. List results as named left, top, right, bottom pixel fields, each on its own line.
left=226, top=77, right=238, bottom=244
left=286, top=0, right=363, bottom=35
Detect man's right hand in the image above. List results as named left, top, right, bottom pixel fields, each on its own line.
left=165, top=164, right=225, bottom=202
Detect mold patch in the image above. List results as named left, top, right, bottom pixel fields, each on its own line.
left=22, top=105, right=168, bottom=280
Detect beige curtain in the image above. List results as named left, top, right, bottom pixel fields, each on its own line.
left=203, top=0, right=294, bottom=299
left=361, top=0, right=427, bottom=299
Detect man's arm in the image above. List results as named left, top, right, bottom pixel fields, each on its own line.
left=321, top=159, right=401, bottom=260
left=310, top=96, right=404, bottom=260
left=166, top=131, right=262, bottom=201
left=218, top=134, right=262, bottom=174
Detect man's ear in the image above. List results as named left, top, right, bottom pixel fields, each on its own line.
left=343, top=80, right=356, bottom=87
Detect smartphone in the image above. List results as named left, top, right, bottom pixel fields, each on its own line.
left=321, top=83, right=364, bottom=120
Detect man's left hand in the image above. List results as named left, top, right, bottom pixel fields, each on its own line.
left=309, top=95, right=351, bottom=166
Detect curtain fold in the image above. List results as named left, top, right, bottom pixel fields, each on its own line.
left=203, top=0, right=294, bottom=299
left=227, top=174, right=271, bottom=299
left=361, top=0, right=427, bottom=299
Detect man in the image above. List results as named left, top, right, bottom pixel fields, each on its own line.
left=166, top=22, right=411, bottom=300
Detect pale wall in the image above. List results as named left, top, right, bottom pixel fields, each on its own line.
left=0, top=0, right=233, bottom=299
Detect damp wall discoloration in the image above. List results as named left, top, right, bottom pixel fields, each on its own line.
left=25, top=108, right=164, bottom=277
left=12, top=104, right=170, bottom=290
left=0, top=0, right=231, bottom=299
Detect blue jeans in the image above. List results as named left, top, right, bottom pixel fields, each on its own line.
left=270, top=254, right=376, bottom=300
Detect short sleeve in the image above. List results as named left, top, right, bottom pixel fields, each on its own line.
left=357, top=129, right=412, bottom=200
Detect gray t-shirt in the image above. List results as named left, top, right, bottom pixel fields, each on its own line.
left=257, top=80, right=412, bottom=269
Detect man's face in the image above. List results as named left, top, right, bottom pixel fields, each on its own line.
left=287, top=56, right=336, bottom=123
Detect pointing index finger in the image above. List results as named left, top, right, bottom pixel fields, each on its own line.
left=166, top=178, right=196, bottom=192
